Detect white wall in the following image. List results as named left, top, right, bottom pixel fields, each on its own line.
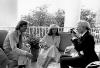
left=0, top=0, right=17, bottom=27
left=96, top=0, right=100, bottom=24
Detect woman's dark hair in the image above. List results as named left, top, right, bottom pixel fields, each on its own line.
left=15, top=20, right=28, bottom=30
left=48, top=28, right=60, bottom=36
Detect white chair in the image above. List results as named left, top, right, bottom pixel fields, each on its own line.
left=86, top=61, right=100, bottom=68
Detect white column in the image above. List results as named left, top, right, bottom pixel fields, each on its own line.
left=96, top=0, right=100, bottom=25
left=96, top=9, right=100, bottom=27
left=64, top=0, right=81, bottom=32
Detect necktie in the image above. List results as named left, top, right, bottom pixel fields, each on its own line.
left=17, top=34, right=22, bottom=49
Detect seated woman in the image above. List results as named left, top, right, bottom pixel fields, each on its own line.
left=37, top=24, right=61, bottom=68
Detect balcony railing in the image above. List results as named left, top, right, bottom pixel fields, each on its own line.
left=0, top=26, right=100, bottom=44
left=28, top=26, right=66, bottom=38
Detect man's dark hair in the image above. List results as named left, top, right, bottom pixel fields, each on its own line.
left=15, top=20, right=28, bottom=30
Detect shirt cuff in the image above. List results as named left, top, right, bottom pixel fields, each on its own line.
left=14, top=48, right=28, bottom=56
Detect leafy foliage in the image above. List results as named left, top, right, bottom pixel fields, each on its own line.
left=55, top=9, right=65, bottom=27
left=80, top=9, right=96, bottom=28
left=27, top=35, right=40, bottom=49
left=21, top=5, right=65, bottom=27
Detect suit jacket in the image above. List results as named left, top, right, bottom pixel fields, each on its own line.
left=72, top=31, right=99, bottom=63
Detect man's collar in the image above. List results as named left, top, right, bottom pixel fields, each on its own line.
left=15, top=30, right=21, bottom=36
left=18, top=30, right=22, bottom=35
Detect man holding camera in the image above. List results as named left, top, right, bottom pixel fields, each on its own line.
left=60, top=21, right=99, bottom=68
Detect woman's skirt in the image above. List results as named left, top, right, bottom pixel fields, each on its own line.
left=37, top=45, right=61, bottom=67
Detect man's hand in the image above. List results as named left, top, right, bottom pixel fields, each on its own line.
left=26, top=52, right=33, bottom=59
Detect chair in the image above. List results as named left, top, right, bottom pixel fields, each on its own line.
left=0, top=30, right=18, bottom=68
left=59, top=32, right=72, bottom=55
left=0, top=30, right=9, bottom=68
left=86, top=61, right=100, bottom=68
left=0, top=30, right=8, bottom=50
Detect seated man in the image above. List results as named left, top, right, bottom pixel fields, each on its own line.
left=60, top=21, right=99, bottom=68
left=3, top=20, right=33, bottom=68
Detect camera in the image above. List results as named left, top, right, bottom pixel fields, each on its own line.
left=70, top=28, right=76, bottom=34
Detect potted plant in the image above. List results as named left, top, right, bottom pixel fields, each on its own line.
left=27, top=35, right=40, bottom=62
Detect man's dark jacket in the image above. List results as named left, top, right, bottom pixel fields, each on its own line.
left=72, top=31, right=99, bottom=64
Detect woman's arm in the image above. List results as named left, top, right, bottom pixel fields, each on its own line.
left=39, top=35, right=48, bottom=48
left=56, top=36, right=60, bottom=48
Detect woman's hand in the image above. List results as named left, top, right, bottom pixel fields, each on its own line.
left=44, top=45, right=49, bottom=50
left=39, top=41, right=47, bottom=48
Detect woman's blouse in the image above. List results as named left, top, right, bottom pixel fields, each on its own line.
left=40, top=35, right=60, bottom=48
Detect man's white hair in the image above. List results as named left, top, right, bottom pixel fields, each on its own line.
left=78, top=20, right=91, bottom=30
